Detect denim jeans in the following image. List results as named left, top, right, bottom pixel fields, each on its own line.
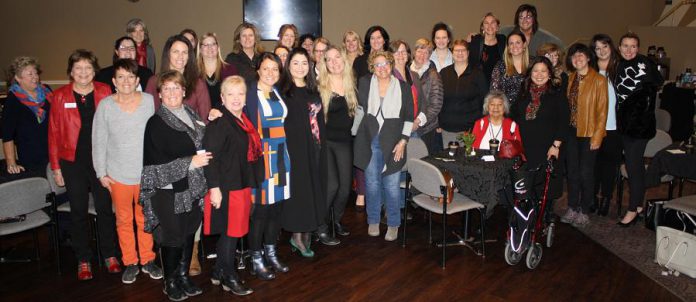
left=366, top=135, right=402, bottom=227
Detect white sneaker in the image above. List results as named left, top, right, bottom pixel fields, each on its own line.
left=385, top=226, right=399, bottom=241
left=572, top=213, right=590, bottom=228
left=368, top=224, right=380, bottom=237
left=560, top=208, right=578, bottom=224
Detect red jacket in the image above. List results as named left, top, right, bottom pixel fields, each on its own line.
left=48, top=82, right=112, bottom=170
left=472, top=116, right=522, bottom=149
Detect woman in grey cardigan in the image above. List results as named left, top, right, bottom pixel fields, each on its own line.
left=354, top=51, right=413, bottom=241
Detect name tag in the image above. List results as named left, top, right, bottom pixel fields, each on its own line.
left=64, top=102, right=77, bottom=109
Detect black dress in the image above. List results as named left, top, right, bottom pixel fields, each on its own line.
left=1, top=91, right=50, bottom=171
left=281, top=86, right=326, bottom=232
left=511, top=86, right=570, bottom=199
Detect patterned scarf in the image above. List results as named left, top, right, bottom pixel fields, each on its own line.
left=308, top=102, right=322, bottom=144
left=136, top=43, right=147, bottom=67
left=9, top=83, right=51, bottom=123
left=525, top=83, right=548, bottom=121
left=235, top=112, right=263, bottom=162
left=567, top=73, right=584, bottom=127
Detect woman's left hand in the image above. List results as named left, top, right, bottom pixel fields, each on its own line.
left=590, top=142, right=601, bottom=150
left=392, top=140, right=407, bottom=162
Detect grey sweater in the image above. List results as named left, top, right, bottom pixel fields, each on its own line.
left=92, top=93, right=155, bottom=185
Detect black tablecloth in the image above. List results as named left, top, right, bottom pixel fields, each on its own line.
left=646, top=144, right=696, bottom=187
left=660, top=83, right=695, bottom=141
left=423, top=152, right=514, bottom=215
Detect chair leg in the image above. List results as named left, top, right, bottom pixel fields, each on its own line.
left=667, top=180, right=674, bottom=200
left=33, top=229, right=41, bottom=262
left=442, top=211, right=447, bottom=269
left=679, top=178, right=685, bottom=197
left=402, top=199, right=407, bottom=248
left=428, top=212, right=432, bottom=244
left=480, top=207, right=486, bottom=259
left=92, top=217, right=103, bottom=268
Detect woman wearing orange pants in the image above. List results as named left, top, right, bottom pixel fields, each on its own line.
left=92, top=59, right=162, bottom=284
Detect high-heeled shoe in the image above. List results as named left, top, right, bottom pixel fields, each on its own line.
left=617, top=211, right=640, bottom=227
left=289, top=238, right=314, bottom=258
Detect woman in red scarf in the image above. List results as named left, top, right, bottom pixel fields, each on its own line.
left=202, top=75, right=261, bottom=296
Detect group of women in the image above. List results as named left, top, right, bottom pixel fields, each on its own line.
left=2, top=4, right=664, bottom=300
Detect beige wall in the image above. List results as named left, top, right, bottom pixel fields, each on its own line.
left=1, top=0, right=675, bottom=82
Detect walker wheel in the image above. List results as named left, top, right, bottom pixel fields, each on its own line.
left=504, top=242, right=522, bottom=266
left=525, top=243, right=543, bottom=270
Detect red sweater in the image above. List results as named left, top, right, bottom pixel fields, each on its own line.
left=48, top=82, right=112, bottom=170
left=472, top=116, right=521, bottom=149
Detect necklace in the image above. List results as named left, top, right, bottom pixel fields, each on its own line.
left=488, top=120, right=503, bottom=140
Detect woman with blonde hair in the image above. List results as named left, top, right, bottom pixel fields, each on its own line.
left=490, top=29, right=529, bottom=105
left=225, top=23, right=264, bottom=82
left=342, top=30, right=363, bottom=66
left=197, top=32, right=239, bottom=108
left=316, top=45, right=358, bottom=243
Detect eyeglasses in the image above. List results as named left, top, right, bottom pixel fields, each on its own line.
left=373, top=61, right=390, bottom=68
left=201, top=43, right=218, bottom=48
left=518, top=15, right=533, bottom=21
left=453, top=49, right=468, bottom=53
left=118, top=46, right=136, bottom=51
left=161, top=85, right=183, bottom=93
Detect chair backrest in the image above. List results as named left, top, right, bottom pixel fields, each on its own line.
left=46, top=164, right=66, bottom=195
left=655, top=109, right=671, bottom=132
left=0, top=177, right=51, bottom=218
left=403, top=137, right=429, bottom=171
left=645, top=129, right=672, bottom=158
left=0, top=139, right=4, bottom=160
left=441, top=131, right=460, bottom=150
left=408, top=158, right=446, bottom=197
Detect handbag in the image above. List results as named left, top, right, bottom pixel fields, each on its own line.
left=498, top=139, right=526, bottom=161
left=437, top=171, right=455, bottom=204
left=656, top=226, right=696, bottom=278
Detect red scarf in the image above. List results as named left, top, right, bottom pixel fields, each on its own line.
left=136, top=43, right=147, bottom=67
left=235, top=112, right=263, bottom=162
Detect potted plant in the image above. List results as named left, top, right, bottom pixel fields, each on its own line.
left=458, top=131, right=476, bottom=157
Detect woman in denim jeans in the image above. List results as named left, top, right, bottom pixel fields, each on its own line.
left=353, top=51, right=413, bottom=241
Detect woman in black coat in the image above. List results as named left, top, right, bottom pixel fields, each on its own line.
left=511, top=57, right=569, bottom=199
left=468, top=13, right=507, bottom=83
left=139, top=70, right=211, bottom=301
left=279, top=48, right=327, bottom=256
left=202, top=76, right=260, bottom=296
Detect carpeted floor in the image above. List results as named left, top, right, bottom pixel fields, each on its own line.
left=555, top=181, right=696, bottom=302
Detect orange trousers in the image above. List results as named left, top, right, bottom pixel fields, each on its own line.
left=111, top=181, right=156, bottom=266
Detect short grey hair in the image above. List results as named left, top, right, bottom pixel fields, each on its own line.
left=482, top=90, right=510, bottom=115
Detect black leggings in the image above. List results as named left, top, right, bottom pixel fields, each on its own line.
left=248, top=203, right=282, bottom=250
left=319, top=140, right=352, bottom=233
left=621, top=135, right=649, bottom=212
left=215, top=235, right=239, bottom=274
left=565, top=134, right=598, bottom=213
left=594, top=130, right=622, bottom=200
left=150, top=189, right=202, bottom=247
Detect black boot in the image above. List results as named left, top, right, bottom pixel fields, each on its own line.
left=176, top=236, right=203, bottom=297
left=598, top=197, right=610, bottom=216
left=161, top=246, right=188, bottom=301
left=264, top=244, right=289, bottom=273
left=249, top=250, right=275, bottom=280
left=221, top=272, right=253, bottom=296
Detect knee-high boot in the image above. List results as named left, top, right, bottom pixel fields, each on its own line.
left=161, top=246, right=187, bottom=301
left=176, top=235, right=203, bottom=296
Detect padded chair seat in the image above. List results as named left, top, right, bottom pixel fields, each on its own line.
left=621, top=164, right=674, bottom=182
left=664, top=195, right=696, bottom=216
left=56, top=195, right=97, bottom=216
left=412, top=193, right=483, bottom=214
left=0, top=210, right=51, bottom=236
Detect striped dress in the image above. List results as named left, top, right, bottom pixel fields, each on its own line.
left=252, top=88, right=291, bottom=205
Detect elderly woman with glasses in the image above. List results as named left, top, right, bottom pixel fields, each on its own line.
left=354, top=51, right=413, bottom=242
